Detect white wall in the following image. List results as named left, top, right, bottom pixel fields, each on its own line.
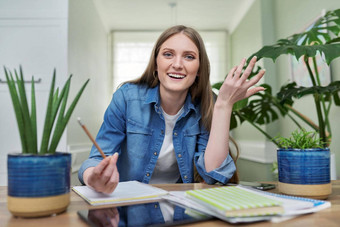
left=0, top=0, right=109, bottom=186
left=68, top=0, right=109, bottom=185
left=0, top=0, right=69, bottom=186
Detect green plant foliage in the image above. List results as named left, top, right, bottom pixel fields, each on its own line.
left=212, top=8, right=340, bottom=148
left=4, top=66, right=89, bottom=154
left=248, top=9, right=340, bottom=64
left=274, top=129, right=324, bottom=149
left=277, top=81, right=340, bottom=106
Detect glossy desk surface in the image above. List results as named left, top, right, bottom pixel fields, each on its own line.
left=1, top=181, right=340, bottom=227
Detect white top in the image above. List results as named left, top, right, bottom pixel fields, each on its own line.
left=149, top=106, right=183, bottom=222
left=149, top=106, right=183, bottom=184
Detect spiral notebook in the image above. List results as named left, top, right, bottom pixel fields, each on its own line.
left=73, top=181, right=168, bottom=206
left=185, top=186, right=284, bottom=218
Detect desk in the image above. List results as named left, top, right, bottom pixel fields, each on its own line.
left=1, top=181, right=340, bottom=227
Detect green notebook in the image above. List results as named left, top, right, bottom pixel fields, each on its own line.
left=185, top=186, right=284, bottom=217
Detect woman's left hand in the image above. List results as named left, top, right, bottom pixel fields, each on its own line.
left=217, top=56, right=265, bottom=108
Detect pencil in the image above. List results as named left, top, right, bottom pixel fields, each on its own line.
left=77, top=117, right=107, bottom=158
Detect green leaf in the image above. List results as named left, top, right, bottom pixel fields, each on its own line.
left=233, top=98, right=248, bottom=111
left=48, top=76, right=71, bottom=154
left=31, top=76, right=37, bottom=154
left=4, top=68, right=27, bottom=153
left=278, top=81, right=340, bottom=104
left=48, top=78, right=89, bottom=153
left=211, top=82, right=222, bottom=90
left=274, top=129, right=324, bottom=149
left=252, top=43, right=340, bottom=65
left=40, top=70, right=56, bottom=154
left=16, top=67, right=35, bottom=153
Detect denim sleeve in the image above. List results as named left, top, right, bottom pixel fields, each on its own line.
left=78, top=87, right=127, bottom=184
left=194, top=130, right=236, bottom=185
left=195, top=153, right=236, bottom=185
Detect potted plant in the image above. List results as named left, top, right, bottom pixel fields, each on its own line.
left=5, top=66, right=89, bottom=217
left=274, top=129, right=330, bottom=199
left=213, top=8, right=340, bottom=197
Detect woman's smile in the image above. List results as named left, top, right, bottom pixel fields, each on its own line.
left=167, top=73, right=186, bottom=79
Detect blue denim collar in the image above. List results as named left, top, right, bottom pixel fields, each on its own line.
left=144, top=84, right=199, bottom=116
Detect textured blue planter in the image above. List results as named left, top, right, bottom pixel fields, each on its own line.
left=277, top=148, right=331, bottom=199
left=7, top=152, right=71, bottom=217
left=277, top=148, right=330, bottom=184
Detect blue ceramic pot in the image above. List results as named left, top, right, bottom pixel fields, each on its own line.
left=7, top=152, right=71, bottom=217
left=8, top=152, right=71, bottom=197
left=277, top=148, right=330, bottom=185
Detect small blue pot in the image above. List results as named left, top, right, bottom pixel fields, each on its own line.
left=277, top=148, right=330, bottom=185
left=8, top=152, right=71, bottom=197
left=7, top=152, right=71, bottom=217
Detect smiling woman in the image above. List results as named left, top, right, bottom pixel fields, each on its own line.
left=79, top=24, right=264, bottom=224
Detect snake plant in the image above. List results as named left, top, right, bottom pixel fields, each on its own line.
left=4, top=66, right=89, bottom=154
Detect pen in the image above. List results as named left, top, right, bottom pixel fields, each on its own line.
left=77, top=117, right=107, bottom=159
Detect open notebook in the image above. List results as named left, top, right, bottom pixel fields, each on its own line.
left=73, top=181, right=168, bottom=206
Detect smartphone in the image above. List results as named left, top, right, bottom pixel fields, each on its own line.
left=238, top=181, right=276, bottom=191
left=77, top=201, right=213, bottom=227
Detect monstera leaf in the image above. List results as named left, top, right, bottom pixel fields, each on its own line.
left=250, top=43, right=340, bottom=65
left=248, top=9, right=340, bottom=64
left=278, top=81, right=340, bottom=106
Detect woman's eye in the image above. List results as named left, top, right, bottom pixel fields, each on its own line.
left=163, top=52, right=173, bottom=57
left=185, top=55, right=195, bottom=60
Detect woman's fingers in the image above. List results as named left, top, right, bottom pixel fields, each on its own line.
left=232, top=58, right=247, bottom=79
left=244, top=69, right=266, bottom=98
left=100, top=153, right=118, bottom=182
left=240, top=56, right=257, bottom=82
left=226, top=56, right=257, bottom=81
left=248, top=69, right=266, bottom=87
left=87, top=153, right=120, bottom=193
left=103, top=153, right=120, bottom=194
left=226, top=66, right=238, bottom=79
left=219, top=56, right=265, bottom=105
left=92, top=157, right=111, bottom=178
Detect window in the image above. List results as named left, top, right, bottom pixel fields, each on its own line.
left=111, top=30, right=228, bottom=90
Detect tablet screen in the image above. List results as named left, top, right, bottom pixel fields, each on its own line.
left=77, top=200, right=213, bottom=227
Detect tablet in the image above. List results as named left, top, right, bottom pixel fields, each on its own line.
left=77, top=201, right=213, bottom=227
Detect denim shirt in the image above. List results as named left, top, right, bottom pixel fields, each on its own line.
left=78, top=83, right=236, bottom=185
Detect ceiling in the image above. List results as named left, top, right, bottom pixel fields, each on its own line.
left=93, top=0, right=255, bottom=32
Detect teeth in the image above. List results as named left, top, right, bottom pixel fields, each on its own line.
left=168, top=73, right=185, bottom=79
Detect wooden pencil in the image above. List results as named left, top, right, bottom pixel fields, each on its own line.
left=77, top=117, right=106, bottom=158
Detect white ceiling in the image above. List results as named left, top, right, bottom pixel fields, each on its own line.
left=93, top=0, right=255, bottom=32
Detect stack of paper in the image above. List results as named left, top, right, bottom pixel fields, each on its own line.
left=163, top=185, right=331, bottom=223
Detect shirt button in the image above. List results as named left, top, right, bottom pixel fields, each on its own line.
left=178, top=154, right=182, bottom=158
left=184, top=175, right=188, bottom=179
left=174, top=132, right=178, bottom=136
left=154, top=204, right=158, bottom=208
left=146, top=173, right=150, bottom=177
left=161, top=130, right=164, bottom=134
left=154, top=152, right=157, bottom=156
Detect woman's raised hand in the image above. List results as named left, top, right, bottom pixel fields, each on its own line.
left=217, top=56, right=265, bottom=108
left=84, top=153, right=120, bottom=194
